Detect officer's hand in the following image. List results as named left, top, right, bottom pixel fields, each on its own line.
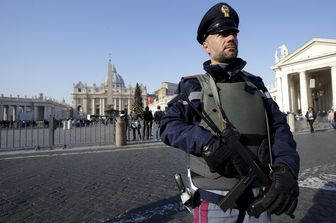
left=202, top=137, right=231, bottom=172
left=202, top=137, right=247, bottom=177
left=255, top=165, right=299, bottom=216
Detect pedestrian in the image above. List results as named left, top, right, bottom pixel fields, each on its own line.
left=332, top=109, right=336, bottom=129
left=153, top=105, right=164, bottom=141
left=142, top=106, right=153, bottom=140
left=120, top=110, right=129, bottom=140
left=327, top=108, right=334, bottom=126
left=130, top=108, right=142, bottom=140
left=160, top=2, right=300, bottom=222
left=149, top=109, right=153, bottom=137
left=305, top=107, right=316, bottom=133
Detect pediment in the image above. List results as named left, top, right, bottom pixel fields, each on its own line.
left=276, top=38, right=336, bottom=66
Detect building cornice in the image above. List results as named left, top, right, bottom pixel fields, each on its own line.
left=272, top=52, right=336, bottom=71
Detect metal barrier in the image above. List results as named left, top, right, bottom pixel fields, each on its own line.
left=0, top=121, right=116, bottom=151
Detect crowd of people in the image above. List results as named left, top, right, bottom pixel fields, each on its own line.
left=123, top=105, right=165, bottom=141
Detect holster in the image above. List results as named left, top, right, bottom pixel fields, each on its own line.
left=174, top=173, right=200, bottom=212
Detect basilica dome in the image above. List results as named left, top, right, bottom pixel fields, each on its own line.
left=111, top=69, right=125, bottom=87
left=105, top=61, right=125, bottom=88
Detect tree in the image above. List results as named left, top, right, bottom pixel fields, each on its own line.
left=133, top=83, right=143, bottom=114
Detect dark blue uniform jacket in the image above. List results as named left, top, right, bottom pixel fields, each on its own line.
left=160, top=58, right=300, bottom=177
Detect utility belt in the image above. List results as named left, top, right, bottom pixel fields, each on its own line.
left=174, top=173, right=239, bottom=209
left=174, top=172, right=265, bottom=216
left=197, top=188, right=226, bottom=205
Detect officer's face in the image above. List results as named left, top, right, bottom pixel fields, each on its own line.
left=202, top=31, right=238, bottom=64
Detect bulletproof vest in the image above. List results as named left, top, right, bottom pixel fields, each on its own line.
left=187, top=73, right=270, bottom=190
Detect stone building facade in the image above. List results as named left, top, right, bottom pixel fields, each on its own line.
left=155, top=82, right=178, bottom=101
left=72, top=60, right=147, bottom=118
left=270, top=38, right=336, bottom=114
left=149, top=82, right=178, bottom=112
left=0, top=93, right=71, bottom=122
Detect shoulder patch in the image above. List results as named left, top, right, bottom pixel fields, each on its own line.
left=181, top=74, right=205, bottom=84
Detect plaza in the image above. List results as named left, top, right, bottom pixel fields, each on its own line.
left=0, top=128, right=335, bottom=222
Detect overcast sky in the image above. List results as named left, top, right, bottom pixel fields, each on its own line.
left=1, top=0, right=335, bottom=104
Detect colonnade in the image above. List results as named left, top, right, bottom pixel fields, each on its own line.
left=0, top=96, right=70, bottom=121
left=275, top=65, right=336, bottom=114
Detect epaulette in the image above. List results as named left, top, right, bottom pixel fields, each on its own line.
left=181, top=74, right=202, bottom=83
left=181, top=75, right=199, bottom=82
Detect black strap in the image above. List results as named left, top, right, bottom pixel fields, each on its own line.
left=198, top=189, right=225, bottom=205
left=237, top=210, right=246, bottom=223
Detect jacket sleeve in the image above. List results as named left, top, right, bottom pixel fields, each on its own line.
left=160, top=77, right=214, bottom=155
left=255, top=78, right=300, bottom=178
left=266, top=98, right=300, bottom=177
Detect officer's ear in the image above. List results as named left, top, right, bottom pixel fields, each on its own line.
left=202, top=39, right=210, bottom=55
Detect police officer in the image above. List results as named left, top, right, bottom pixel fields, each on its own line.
left=160, top=2, right=299, bottom=223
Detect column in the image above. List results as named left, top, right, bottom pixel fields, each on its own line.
left=331, top=66, right=336, bottom=109
left=288, top=76, right=295, bottom=112
left=91, top=98, right=95, bottom=115
left=119, top=97, right=122, bottom=112
left=3, top=105, right=8, bottom=121
left=99, top=98, right=103, bottom=116
left=99, top=98, right=102, bottom=116
left=13, top=105, right=17, bottom=121
left=276, top=76, right=283, bottom=112
left=0, top=104, right=3, bottom=121
left=101, top=98, right=105, bottom=116
left=114, top=98, right=117, bottom=110
left=292, top=80, right=298, bottom=112
left=43, top=106, right=48, bottom=121
left=282, top=73, right=290, bottom=113
left=299, top=71, right=309, bottom=113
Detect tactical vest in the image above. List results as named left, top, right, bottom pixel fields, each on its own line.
left=187, top=73, right=271, bottom=190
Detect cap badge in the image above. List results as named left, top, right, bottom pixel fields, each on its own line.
left=221, top=5, right=230, bottom=17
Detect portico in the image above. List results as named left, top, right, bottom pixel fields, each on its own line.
left=272, top=38, right=336, bottom=114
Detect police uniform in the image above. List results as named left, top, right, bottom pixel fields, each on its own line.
left=160, top=2, right=299, bottom=223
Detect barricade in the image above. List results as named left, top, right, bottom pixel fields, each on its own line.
left=0, top=120, right=116, bottom=151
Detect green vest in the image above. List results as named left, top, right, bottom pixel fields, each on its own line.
left=188, top=73, right=271, bottom=190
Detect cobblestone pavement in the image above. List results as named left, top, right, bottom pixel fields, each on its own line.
left=0, top=129, right=336, bottom=223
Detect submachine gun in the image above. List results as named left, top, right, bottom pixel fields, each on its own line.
left=177, top=92, right=275, bottom=218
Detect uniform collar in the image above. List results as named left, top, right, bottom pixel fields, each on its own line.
left=203, top=58, right=247, bottom=81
